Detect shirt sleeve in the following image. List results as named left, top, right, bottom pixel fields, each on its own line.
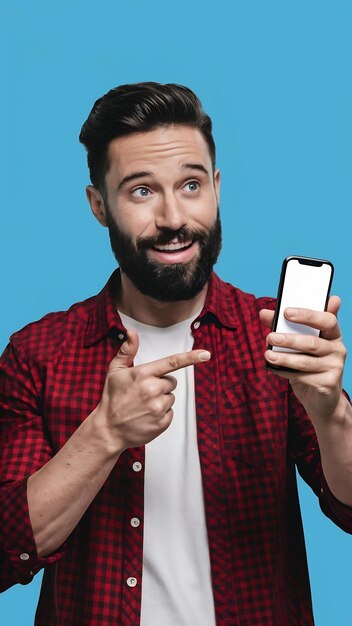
left=288, top=385, right=352, bottom=534
left=0, top=340, right=66, bottom=591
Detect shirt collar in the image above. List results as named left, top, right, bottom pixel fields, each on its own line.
left=84, top=269, right=238, bottom=347
left=200, top=272, right=238, bottom=329
left=84, top=270, right=125, bottom=347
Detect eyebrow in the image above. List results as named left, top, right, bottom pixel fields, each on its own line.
left=117, top=163, right=210, bottom=191
left=182, top=163, right=210, bottom=176
left=117, top=171, right=152, bottom=190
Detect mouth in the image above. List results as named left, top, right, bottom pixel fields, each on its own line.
left=152, top=240, right=194, bottom=254
left=148, top=239, right=198, bottom=264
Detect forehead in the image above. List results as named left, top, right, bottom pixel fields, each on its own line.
left=106, top=125, right=212, bottom=177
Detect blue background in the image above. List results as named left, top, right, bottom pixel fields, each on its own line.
left=0, top=1, right=351, bottom=624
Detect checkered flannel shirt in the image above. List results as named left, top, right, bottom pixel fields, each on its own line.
left=1, top=270, right=352, bottom=625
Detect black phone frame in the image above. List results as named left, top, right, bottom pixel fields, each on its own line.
left=267, top=255, right=334, bottom=372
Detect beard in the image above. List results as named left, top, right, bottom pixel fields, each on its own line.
left=106, top=208, right=222, bottom=302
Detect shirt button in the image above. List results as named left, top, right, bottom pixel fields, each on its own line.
left=20, top=553, right=30, bottom=561
left=127, top=577, right=138, bottom=587
left=130, top=517, right=140, bottom=528
left=193, top=320, right=201, bottom=329
left=132, top=461, right=142, bottom=472
left=118, top=332, right=125, bottom=341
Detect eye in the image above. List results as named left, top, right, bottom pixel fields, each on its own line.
left=184, top=181, right=200, bottom=192
left=131, top=186, right=151, bottom=198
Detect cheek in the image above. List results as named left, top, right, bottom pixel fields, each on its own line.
left=190, top=196, right=218, bottom=229
left=119, top=212, right=157, bottom=241
left=109, top=199, right=151, bottom=237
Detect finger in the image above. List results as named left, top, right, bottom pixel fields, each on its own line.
left=266, top=332, right=332, bottom=356
left=154, top=392, right=176, bottom=418
left=264, top=365, right=327, bottom=386
left=284, top=307, right=341, bottom=340
left=259, top=309, right=275, bottom=328
left=161, top=375, right=178, bottom=393
left=142, top=349, right=211, bottom=378
left=168, top=392, right=176, bottom=409
left=327, top=295, right=341, bottom=316
left=110, top=330, right=139, bottom=369
left=158, top=407, right=175, bottom=432
left=265, top=349, right=332, bottom=373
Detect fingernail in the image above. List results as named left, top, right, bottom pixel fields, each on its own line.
left=285, top=308, right=298, bottom=318
left=199, top=351, right=211, bottom=361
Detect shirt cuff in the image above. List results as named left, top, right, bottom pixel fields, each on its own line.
left=0, top=476, right=66, bottom=589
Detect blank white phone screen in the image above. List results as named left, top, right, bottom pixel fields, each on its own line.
left=273, top=259, right=332, bottom=352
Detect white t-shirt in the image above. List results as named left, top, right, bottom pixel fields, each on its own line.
left=119, top=311, right=216, bottom=626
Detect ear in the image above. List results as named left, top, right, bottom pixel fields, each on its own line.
left=214, top=168, right=221, bottom=205
left=86, top=185, right=108, bottom=227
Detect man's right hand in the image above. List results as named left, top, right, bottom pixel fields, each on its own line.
left=28, top=330, right=211, bottom=556
left=95, top=330, right=211, bottom=452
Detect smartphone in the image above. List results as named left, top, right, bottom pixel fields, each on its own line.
left=268, top=256, right=334, bottom=367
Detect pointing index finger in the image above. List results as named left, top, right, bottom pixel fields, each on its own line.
left=143, top=349, right=211, bottom=378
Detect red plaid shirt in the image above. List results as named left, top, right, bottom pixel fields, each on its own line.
left=1, top=271, right=352, bottom=625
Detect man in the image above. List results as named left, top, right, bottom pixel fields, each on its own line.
left=0, top=82, right=351, bottom=626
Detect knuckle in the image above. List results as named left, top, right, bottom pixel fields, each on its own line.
left=169, top=379, right=178, bottom=392
left=169, top=393, right=175, bottom=407
left=300, top=355, right=311, bottom=371
left=160, top=409, right=174, bottom=431
left=329, top=341, right=347, bottom=364
left=309, top=335, right=320, bottom=352
left=166, top=375, right=177, bottom=388
left=338, top=343, right=347, bottom=362
left=145, top=380, right=159, bottom=397
left=167, top=356, right=180, bottom=371
left=165, top=406, right=173, bottom=418
left=139, top=377, right=158, bottom=398
left=320, top=371, right=337, bottom=390
left=151, top=398, right=165, bottom=416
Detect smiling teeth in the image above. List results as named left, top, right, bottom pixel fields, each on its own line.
left=154, top=241, right=193, bottom=252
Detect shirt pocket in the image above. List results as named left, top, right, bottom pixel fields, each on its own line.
left=220, top=372, right=287, bottom=470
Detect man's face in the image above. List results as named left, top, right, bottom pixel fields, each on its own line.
left=92, top=125, right=221, bottom=301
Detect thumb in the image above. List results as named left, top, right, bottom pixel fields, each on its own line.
left=111, top=330, right=139, bottom=368
left=327, top=295, right=341, bottom=317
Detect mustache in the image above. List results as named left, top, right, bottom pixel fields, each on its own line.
left=136, top=226, right=207, bottom=250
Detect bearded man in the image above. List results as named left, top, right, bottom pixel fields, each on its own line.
left=1, top=82, right=351, bottom=626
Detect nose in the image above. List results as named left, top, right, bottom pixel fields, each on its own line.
left=155, top=191, right=186, bottom=231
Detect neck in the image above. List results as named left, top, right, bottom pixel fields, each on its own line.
left=115, top=272, right=208, bottom=327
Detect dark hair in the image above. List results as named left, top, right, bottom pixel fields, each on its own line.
left=79, top=82, right=216, bottom=193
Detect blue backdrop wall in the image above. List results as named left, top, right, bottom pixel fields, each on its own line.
left=1, top=1, right=351, bottom=624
